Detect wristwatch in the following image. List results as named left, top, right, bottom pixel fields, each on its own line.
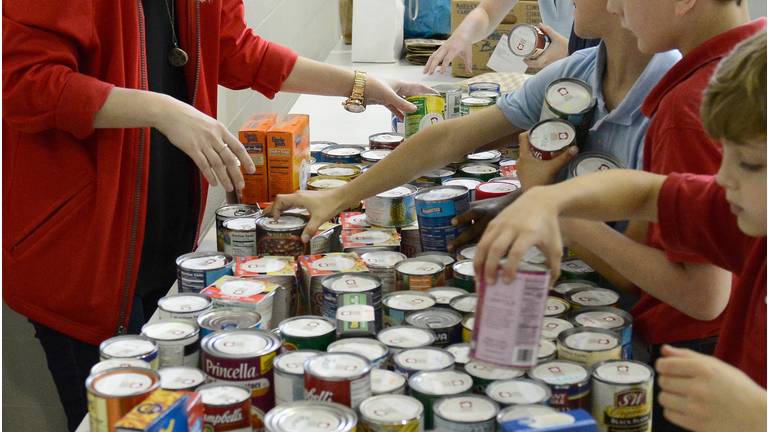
left=342, top=70, right=367, bottom=113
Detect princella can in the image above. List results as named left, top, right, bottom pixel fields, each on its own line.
left=383, top=291, right=437, bottom=327
left=591, top=360, right=654, bottom=432
left=569, top=307, right=634, bottom=359
left=465, top=360, right=525, bottom=395
left=157, top=293, right=213, bottom=322
left=158, top=366, right=207, bottom=392
left=528, top=360, right=591, bottom=412
left=541, top=78, right=596, bottom=146
left=304, top=352, right=373, bottom=409
left=222, top=217, right=259, bottom=257
left=471, top=262, right=551, bottom=369
left=485, top=378, right=552, bottom=408
left=528, top=119, right=577, bottom=161
left=557, top=327, right=622, bottom=368
left=405, top=308, right=463, bottom=348
left=328, top=338, right=390, bottom=369
left=432, top=83, right=463, bottom=120
left=201, top=328, right=282, bottom=430
left=86, top=368, right=161, bottom=432
left=395, top=258, right=446, bottom=292
left=197, top=382, right=253, bottom=432
left=176, top=251, right=234, bottom=294
left=369, top=132, right=404, bottom=150
left=371, top=368, right=408, bottom=395
left=377, top=325, right=437, bottom=365
left=508, top=24, right=550, bottom=59
left=361, top=251, right=407, bottom=295
left=408, top=370, right=473, bottom=430
left=365, top=185, right=418, bottom=227
left=216, top=204, right=261, bottom=252
left=278, top=316, right=337, bottom=352
left=359, top=394, right=425, bottom=431
left=433, top=394, right=500, bottom=432
left=273, top=350, right=321, bottom=405
left=404, top=94, right=446, bottom=138
left=198, top=307, right=263, bottom=337
left=414, top=185, right=470, bottom=252
left=264, top=401, right=358, bottom=432
left=255, top=214, right=309, bottom=257
left=141, top=320, right=200, bottom=369
left=99, top=335, right=159, bottom=370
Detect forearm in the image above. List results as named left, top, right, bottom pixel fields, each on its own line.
left=93, top=87, right=173, bottom=129
left=565, top=243, right=638, bottom=294
left=280, top=57, right=354, bottom=97
left=457, top=0, right=520, bottom=43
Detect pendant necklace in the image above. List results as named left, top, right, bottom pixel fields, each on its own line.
left=163, top=0, right=188, bottom=66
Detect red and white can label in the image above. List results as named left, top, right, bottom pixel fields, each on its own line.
left=199, top=385, right=252, bottom=432
left=304, top=374, right=371, bottom=409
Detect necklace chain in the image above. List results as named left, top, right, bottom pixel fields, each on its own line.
left=163, top=0, right=188, bottom=66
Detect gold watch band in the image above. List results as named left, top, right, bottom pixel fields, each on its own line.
left=350, top=70, right=367, bottom=100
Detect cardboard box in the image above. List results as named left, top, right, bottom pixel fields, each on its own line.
left=298, top=253, right=369, bottom=315
left=342, top=228, right=401, bottom=253
left=200, top=276, right=281, bottom=329
left=234, top=256, right=298, bottom=322
left=239, top=113, right=278, bottom=204
left=267, top=114, right=311, bottom=201
left=115, top=390, right=189, bottom=432
left=500, top=409, right=596, bottom=432
left=451, top=0, right=541, bottom=77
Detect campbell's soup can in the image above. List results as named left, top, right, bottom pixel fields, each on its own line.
left=359, top=394, right=425, bottom=431
left=264, top=401, right=358, bottom=432
left=304, top=352, right=373, bottom=409
left=528, top=360, right=591, bottom=412
left=278, top=316, right=337, bottom=352
left=414, top=186, right=470, bottom=252
left=405, top=308, right=463, bottom=348
left=557, top=327, right=622, bottom=369
left=541, top=78, right=596, bottom=147
left=371, top=368, right=408, bottom=395
left=508, top=24, right=551, bottom=59
left=99, top=335, right=159, bottom=370
left=569, top=307, right=633, bottom=359
left=157, top=293, right=213, bottom=323
left=273, top=350, right=321, bottom=405
left=201, top=328, right=282, bottom=430
left=86, top=368, right=160, bottom=432
left=404, top=95, right=446, bottom=138
left=176, top=251, right=234, bottom=294
left=370, top=132, right=404, bottom=150
left=408, top=370, right=473, bottom=430
left=433, top=394, right=499, bottom=432
left=433, top=84, right=463, bottom=120
left=197, top=382, right=253, bottom=432
left=484, top=379, right=551, bottom=408
left=528, top=119, right=577, bottom=161
left=591, top=360, right=654, bottom=432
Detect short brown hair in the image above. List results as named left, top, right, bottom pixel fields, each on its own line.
left=701, top=31, right=766, bottom=144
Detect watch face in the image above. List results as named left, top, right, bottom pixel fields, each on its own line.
left=345, top=101, right=366, bottom=113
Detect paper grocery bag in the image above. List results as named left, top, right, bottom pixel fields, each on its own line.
left=352, top=0, right=405, bottom=63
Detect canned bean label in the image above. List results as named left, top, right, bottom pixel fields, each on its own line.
left=223, top=217, right=259, bottom=257
left=216, top=204, right=261, bottom=252
left=404, top=95, right=446, bottom=138
left=414, top=186, right=470, bottom=252
left=528, top=119, right=576, bottom=161
left=433, top=394, right=499, bottom=432
left=371, top=368, right=408, bottom=395
left=557, top=328, right=622, bottom=368
left=304, top=353, right=373, bottom=409
left=273, top=350, right=321, bottom=405
left=176, top=252, right=234, bottom=294
left=358, top=394, right=424, bottom=431
left=591, top=360, right=653, bottom=432
left=528, top=360, right=591, bottom=412
left=484, top=379, right=552, bottom=407
left=263, top=401, right=358, bottom=432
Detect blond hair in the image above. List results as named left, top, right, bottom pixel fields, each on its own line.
left=701, top=31, right=767, bottom=144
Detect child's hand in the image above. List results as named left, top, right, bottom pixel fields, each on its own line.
left=523, top=24, right=569, bottom=69
left=656, top=345, right=767, bottom=432
left=517, top=131, right=579, bottom=189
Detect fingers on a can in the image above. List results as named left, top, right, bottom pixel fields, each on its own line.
left=452, top=209, right=477, bottom=226
left=302, top=218, right=322, bottom=243
left=483, top=233, right=514, bottom=285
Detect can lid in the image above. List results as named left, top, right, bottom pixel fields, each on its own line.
left=562, top=329, right=620, bottom=351
left=552, top=280, right=597, bottom=296
left=274, top=350, right=321, bottom=375
left=414, top=252, right=455, bottom=267
left=377, top=326, right=436, bottom=348
left=593, top=360, right=653, bottom=383
left=523, top=246, right=547, bottom=265
left=359, top=395, right=423, bottom=423
left=456, top=245, right=478, bottom=260
left=466, top=361, right=525, bottom=380
left=309, top=177, right=350, bottom=189
left=238, top=257, right=291, bottom=273
left=432, top=84, right=462, bottom=93
left=91, top=371, right=156, bottom=397
left=538, top=339, right=557, bottom=359
left=545, top=297, right=570, bottom=316
left=305, top=353, right=372, bottom=378
left=197, top=307, right=262, bottom=331
left=178, top=253, right=231, bottom=270
left=371, top=369, right=407, bottom=394
left=218, top=278, right=273, bottom=297
left=308, top=255, right=358, bottom=272
left=317, top=166, right=360, bottom=177
left=573, top=152, right=623, bottom=177
left=264, top=402, right=358, bottom=432
left=421, top=168, right=456, bottom=179
left=445, top=343, right=471, bottom=364
left=416, top=185, right=469, bottom=202
left=541, top=317, right=574, bottom=340
left=409, top=370, right=472, bottom=395
left=197, top=384, right=251, bottom=405
left=461, top=97, right=494, bottom=106
left=450, top=295, right=477, bottom=313
left=546, top=78, right=593, bottom=114
left=223, top=217, right=257, bottom=230
left=257, top=215, right=308, bottom=230
left=159, top=294, right=211, bottom=313
left=395, top=347, right=454, bottom=372
left=574, top=310, right=627, bottom=329
left=470, top=91, right=501, bottom=99
left=453, top=261, right=476, bottom=278
left=460, top=164, right=498, bottom=174
left=100, top=336, right=156, bottom=358
left=370, top=133, right=404, bottom=143
left=280, top=316, right=336, bottom=337
left=567, top=288, right=620, bottom=306
left=311, top=142, right=335, bottom=152
left=529, top=120, right=575, bottom=152
left=509, top=24, right=541, bottom=57
left=346, top=230, right=394, bottom=245
left=486, top=379, right=551, bottom=404
left=142, top=321, right=198, bottom=341
left=427, top=287, right=468, bottom=305
left=477, top=182, right=518, bottom=194
left=530, top=360, right=589, bottom=384
left=497, top=404, right=557, bottom=423
left=384, top=292, right=436, bottom=311
left=325, top=274, right=380, bottom=292
left=324, top=146, right=362, bottom=156
left=377, top=185, right=416, bottom=198
left=216, top=204, right=260, bottom=218
left=442, top=178, right=482, bottom=190
left=361, top=150, right=392, bottom=160
left=462, top=316, right=475, bottom=331
left=327, top=339, right=388, bottom=362
left=434, top=395, right=499, bottom=422
left=159, top=367, right=207, bottom=390
left=91, top=358, right=152, bottom=376
left=361, top=251, right=407, bottom=268
left=405, top=308, right=462, bottom=329
left=204, top=329, right=281, bottom=357
left=396, top=259, right=445, bottom=275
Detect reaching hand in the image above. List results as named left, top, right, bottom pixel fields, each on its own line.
left=523, top=24, right=569, bottom=69
left=265, top=189, right=346, bottom=243
left=517, top=131, right=579, bottom=189
left=447, top=190, right=522, bottom=252
left=366, top=77, right=440, bottom=120
left=423, top=32, right=474, bottom=75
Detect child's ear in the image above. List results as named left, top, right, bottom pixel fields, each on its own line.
left=673, top=0, right=697, bottom=16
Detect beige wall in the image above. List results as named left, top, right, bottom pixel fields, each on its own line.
left=2, top=1, right=341, bottom=430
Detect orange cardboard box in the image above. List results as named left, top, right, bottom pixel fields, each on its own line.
left=239, top=113, right=278, bottom=204
left=267, top=114, right=311, bottom=201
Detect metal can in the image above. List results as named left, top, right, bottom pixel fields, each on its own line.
left=551, top=279, right=599, bottom=299
left=321, top=145, right=364, bottom=164
left=255, top=214, right=309, bottom=257
left=508, top=24, right=550, bottom=59
left=361, top=149, right=392, bottom=165
left=157, top=293, right=213, bottom=322
left=465, top=360, right=526, bottom=395
left=568, top=307, right=633, bottom=359
left=394, top=347, right=455, bottom=379
left=222, top=217, right=259, bottom=257
left=538, top=339, right=558, bottom=363
left=541, top=78, right=596, bottom=145
left=557, top=327, right=622, bottom=368
left=467, top=150, right=502, bottom=165
left=216, top=204, right=262, bottom=252
left=560, top=259, right=600, bottom=283
left=433, top=83, right=463, bottom=120
left=158, top=366, right=207, bottom=392
left=365, top=185, right=418, bottom=227
left=565, top=287, right=620, bottom=310
left=86, top=367, right=161, bottom=432
left=304, top=352, right=373, bottom=409
left=278, top=316, right=337, bottom=352
left=496, top=404, right=557, bottom=424
left=176, top=251, right=234, bottom=294
left=197, top=382, right=253, bottom=432
left=264, top=401, right=358, bottom=432
left=316, top=163, right=362, bottom=180
left=377, top=325, right=437, bottom=366
left=452, top=261, right=476, bottom=293
left=311, top=161, right=332, bottom=177
left=485, top=379, right=552, bottom=408
left=404, top=95, right=446, bottom=138
left=450, top=294, right=477, bottom=317
left=359, top=394, right=425, bottom=431
left=528, top=119, right=577, bottom=161
left=361, top=251, right=407, bottom=295
left=468, top=82, right=501, bottom=93
left=408, top=370, right=473, bottom=429
left=418, top=167, right=456, bottom=185
left=321, top=272, right=383, bottom=329
left=201, top=328, right=282, bottom=429
left=405, top=308, right=463, bottom=348
left=273, top=350, right=321, bottom=405
left=395, top=258, right=446, bottom=292
left=475, top=181, right=519, bottom=201
left=99, top=335, right=159, bottom=370
left=545, top=296, right=571, bottom=318
left=540, top=317, right=574, bottom=342
left=141, top=320, right=200, bottom=369
left=556, top=151, right=624, bottom=183
left=458, top=163, right=500, bottom=182
left=383, top=291, right=437, bottom=327
left=198, top=307, right=263, bottom=337
left=489, top=177, right=522, bottom=190
left=426, top=286, right=468, bottom=308
left=591, top=360, right=654, bottom=432
left=433, top=394, right=499, bottom=432
left=413, top=251, right=456, bottom=284
left=371, top=368, right=408, bottom=396
left=311, top=141, right=337, bottom=161
left=328, top=338, right=390, bottom=369
left=460, top=97, right=495, bottom=117
left=89, top=358, right=152, bottom=377
left=471, top=92, right=502, bottom=105
left=528, top=360, right=591, bottom=412
left=307, top=176, right=350, bottom=191
left=369, top=132, right=405, bottom=150
left=414, top=185, right=471, bottom=252
left=461, top=314, right=475, bottom=343
left=440, top=178, right=482, bottom=201
left=455, top=244, right=477, bottom=262
left=445, top=342, right=471, bottom=372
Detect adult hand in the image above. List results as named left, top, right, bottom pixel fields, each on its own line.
left=423, top=32, right=473, bottom=75
left=447, top=191, right=521, bottom=252
left=265, top=188, right=346, bottom=243
left=366, top=76, right=440, bottom=120
left=523, top=25, right=569, bottom=69
left=656, top=346, right=767, bottom=432
left=517, top=131, right=578, bottom=189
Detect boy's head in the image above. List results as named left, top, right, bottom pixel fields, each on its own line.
left=704, top=31, right=767, bottom=237
left=573, top=0, right=624, bottom=41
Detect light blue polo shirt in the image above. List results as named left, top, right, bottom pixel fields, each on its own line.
left=497, top=42, right=681, bottom=170
left=538, top=0, right=576, bottom=39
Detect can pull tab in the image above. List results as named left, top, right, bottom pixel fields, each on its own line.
left=426, top=320, right=441, bottom=328
left=222, top=323, right=239, bottom=330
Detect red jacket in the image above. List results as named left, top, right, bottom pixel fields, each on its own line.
left=2, top=0, right=297, bottom=345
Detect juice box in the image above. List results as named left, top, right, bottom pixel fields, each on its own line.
left=238, top=113, right=278, bottom=204
left=266, top=114, right=311, bottom=201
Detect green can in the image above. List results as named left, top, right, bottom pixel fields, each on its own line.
left=560, top=258, right=600, bottom=283
left=449, top=293, right=477, bottom=317
left=465, top=360, right=525, bottom=395
left=452, top=261, right=476, bottom=293
left=458, top=163, right=500, bottom=182
left=409, top=369, right=473, bottom=429
left=460, top=97, right=494, bottom=117
left=404, top=94, right=446, bottom=138
left=418, top=167, right=457, bottom=185
left=278, top=315, right=336, bottom=352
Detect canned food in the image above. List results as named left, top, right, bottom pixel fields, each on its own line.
left=176, top=251, right=234, bottom=294
left=86, top=368, right=161, bottom=432
left=418, top=167, right=457, bottom=185
left=359, top=394, right=425, bottom=431
left=467, top=82, right=501, bottom=93
left=426, top=286, right=468, bottom=308
left=557, top=327, right=622, bottom=368
left=304, top=353, right=373, bottom=408
left=255, top=214, right=309, bottom=257
left=413, top=251, right=456, bottom=284
left=365, top=185, right=418, bottom=227
left=545, top=296, right=571, bottom=318
left=383, top=291, right=437, bottom=328
left=440, top=178, right=482, bottom=201
left=405, top=308, right=463, bottom=348
left=99, top=335, right=159, bottom=370
left=540, top=78, right=595, bottom=145
left=360, top=149, right=392, bottom=165
left=201, top=328, right=282, bottom=429
left=311, top=161, right=332, bottom=177
left=433, top=394, right=499, bottom=432
left=321, top=272, right=383, bottom=329
left=458, top=163, right=500, bottom=182
left=560, top=259, right=600, bottom=283
left=361, top=251, right=407, bottom=295
left=377, top=325, right=437, bottom=365
left=551, top=279, right=599, bottom=299
left=278, top=316, right=337, bottom=352
left=316, top=164, right=362, bottom=180
left=445, top=342, right=471, bottom=372
left=342, top=228, right=401, bottom=254
left=222, top=217, right=259, bottom=257
left=369, top=133, right=404, bottom=150
left=540, top=317, right=574, bottom=341
left=198, top=307, right=263, bottom=337
left=455, top=244, right=477, bottom=262
left=462, top=314, right=475, bottom=343
left=408, top=370, right=473, bottom=429
left=528, top=119, right=577, bottom=161
left=433, top=84, right=463, bottom=120
left=485, top=379, right=552, bottom=407
left=467, top=150, right=502, bottom=165
left=341, top=212, right=372, bottom=229
left=264, top=401, right=358, bottom=432
left=414, top=186, right=471, bottom=252
left=452, top=261, right=476, bottom=292
left=90, top=358, right=152, bottom=376
left=307, top=176, right=350, bottom=191
left=201, top=277, right=279, bottom=329
left=395, top=258, right=446, bottom=292
left=404, top=94, right=446, bottom=138
left=465, top=360, right=526, bottom=395
left=449, top=294, right=477, bottom=316
left=158, top=366, right=207, bottom=392
left=496, top=404, right=557, bottom=424
left=528, top=360, right=590, bottom=412
left=197, top=382, right=253, bottom=432
left=157, top=293, right=213, bottom=322
left=591, top=360, right=654, bottom=432
left=508, top=24, right=550, bottom=58
left=273, top=350, right=321, bottom=405
left=328, top=338, right=390, bottom=369
left=216, top=204, right=261, bottom=252
left=321, top=145, right=364, bottom=164
left=471, top=91, right=501, bottom=104
left=460, top=97, right=495, bottom=117
left=141, top=320, right=200, bottom=369
left=568, top=307, right=633, bottom=359
left=556, top=151, right=624, bottom=183
left=475, top=181, right=519, bottom=201
left=311, top=141, right=337, bottom=160
left=394, top=347, right=455, bottom=380
left=565, top=287, right=620, bottom=309
left=371, top=368, right=408, bottom=395
left=392, top=113, right=405, bottom=135
left=538, top=339, right=558, bottom=363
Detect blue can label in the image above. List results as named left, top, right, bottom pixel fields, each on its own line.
left=416, top=196, right=470, bottom=252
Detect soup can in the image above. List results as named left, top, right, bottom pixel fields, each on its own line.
left=273, top=350, right=321, bottom=405
left=157, top=366, right=207, bottom=392
left=197, top=382, right=253, bottom=432
left=557, top=327, right=622, bottom=368
left=465, top=360, right=526, bottom=395
left=414, top=185, right=471, bottom=252
left=528, top=119, right=577, bottom=161
left=198, top=307, right=263, bottom=337
left=201, top=328, right=282, bottom=429
left=216, top=204, right=262, bottom=252
left=433, top=83, right=463, bottom=120
left=371, top=368, right=408, bottom=395
left=556, top=151, right=624, bottom=183
left=99, top=335, right=159, bottom=370
left=485, top=378, right=552, bottom=408
left=157, top=293, right=213, bottom=322
left=528, top=360, right=591, bottom=412
left=395, top=258, right=446, bottom=292
left=383, top=291, right=437, bottom=327
left=455, top=244, right=477, bottom=262
left=86, top=368, right=161, bottom=432
left=321, top=272, right=383, bottom=329
left=304, top=352, right=373, bottom=409
left=377, top=325, right=437, bottom=366
left=359, top=394, right=425, bottom=431
left=452, top=261, right=476, bottom=293
left=278, top=316, right=336, bottom=352
left=468, top=82, right=501, bottom=93
left=307, top=176, right=350, bottom=191
left=408, top=370, right=473, bottom=429
left=365, top=185, right=418, bottom=227
left=141, top=320, right=200, bottom=369
left=404, top=95, right=446, bottom=138
left=255, top=214, right=309, bottom=257
left=361, top=149, right=392, bottom=165
left=568, top=307, right=633, bottom=359
left=426, top=286, right=468, bottom=308
left=328, top=338, right=390, bottom=369
left=445, top=342, right=472, bottom=372
left=311, top=141, right=337, bottom=161
left=565, top=287, right=620, bottom=309
left=591, top=360, right=654, bottom=432
left=496, top=404, right=557, bottom=425
left=467, top=150, right=502, bottom=165
left=461, top=315, right=475, bottom=343
left=394, top=347, right=455, bottom=379
left=369, top=132, right=405, bottom=150
left=361, top=251, right=407, bottom=295
left=540, top=317, right=574, bottom=342
left=405, top=308, right=463, bottom=348
left=450, top=294, right=477, bottom=317
left=508, top=24, right=551, bottom=59
left=222, top=217, right=259, bottom=257
left=321, top=145, right=364, bottom=164
left=551, top=279, right=599, bottom=299
left=418, top=167, right=456, bottom=185
left=475, top=181, right=519, bottom=201
left=413, top=251, right=456, bottom=284
left=538, top=339, right=558, bottom=363
left=458, top=163, right=500, bottom=182
left=264, top=401, right=358, bottom=432
left=90, top=358, right=152, bottom=376
left=460, top=97, right=495, bottom=117
left=176, top=251, right=234, bottom=294
left=440, top=178, right=482, bottom=202
left=560, top=258, right=600, bottom=283
left=316, top=163, right=362, bottom=180
left=311, top=162, right=332, bottom=177
left=433, top=394, right=499, bottom=432
left=541, top=78, right=596, bottom=146
left=471, top=91, right=502, bottom=104
left=545, top=296, right=571, bottom=318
